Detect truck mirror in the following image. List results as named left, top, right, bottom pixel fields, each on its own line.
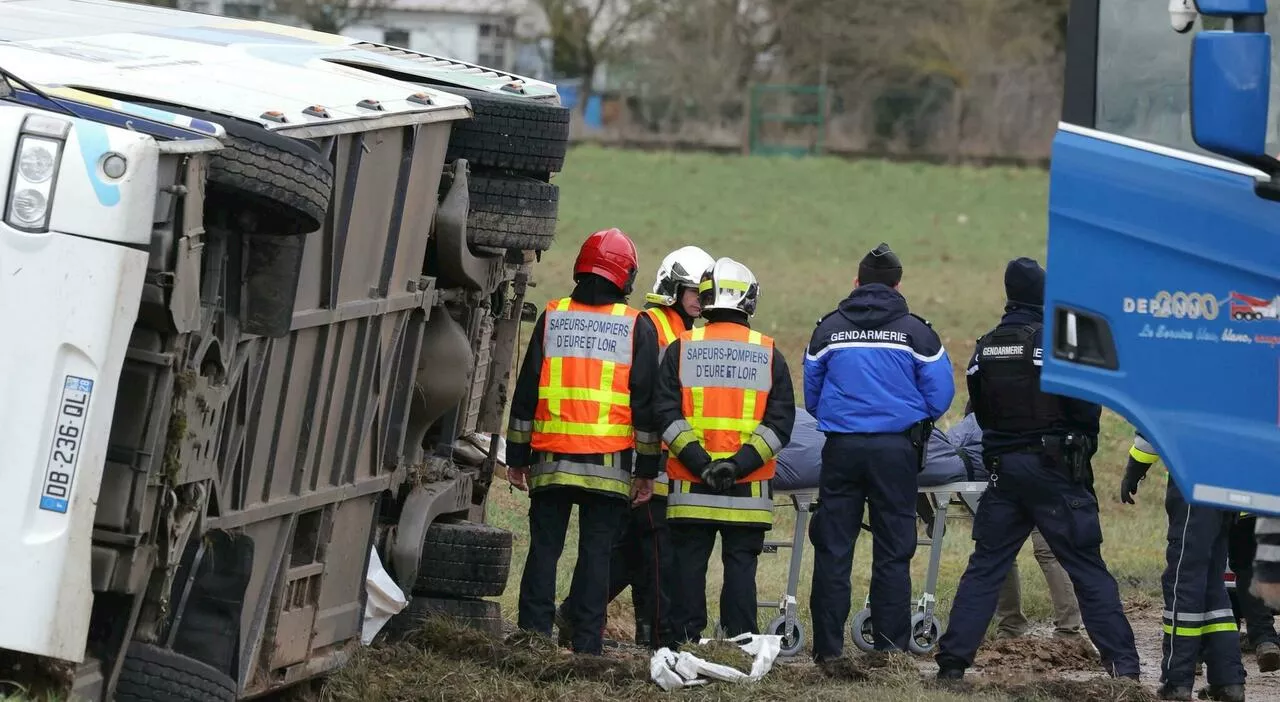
left=1190, top=30, right=1272, bottom=163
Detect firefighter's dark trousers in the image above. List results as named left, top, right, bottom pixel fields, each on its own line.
left=562, top=496, right=673, bottom=649
left=809, top=432, right=919, bottom=659
left=1161, top=480, right=1245, bottom=688
left=935, top=451, right=1140, bottom=677
left=517, top=487, right=620, bottom=654
left=668, top=521, right=765, bottom=644
left=1229, top=514, right=1279, bottom=646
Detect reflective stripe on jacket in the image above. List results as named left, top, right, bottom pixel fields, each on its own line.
left=646, top=305, right=684, bottom=350
left=667, top=479, right=773, bottom=527
left=531, top=297, right=641, bottom=456
left=527, top=450, right=633, bottom=499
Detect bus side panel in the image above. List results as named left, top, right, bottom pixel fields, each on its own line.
left=1042, top=128, right=1280, bottom=514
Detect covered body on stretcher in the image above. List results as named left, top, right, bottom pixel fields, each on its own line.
left=773, top=407, right=989, bottom=494
left=757, top=407, right=988, bottom=655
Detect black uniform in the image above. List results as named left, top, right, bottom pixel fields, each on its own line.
left=506, top=275, right=660, bottom=655
left=935, top=257, right=1140, bottom=680
left=1121, top=432, right=1246, bottom=697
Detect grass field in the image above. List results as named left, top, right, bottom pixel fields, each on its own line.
left=332, top=145, right=1173, bottom=701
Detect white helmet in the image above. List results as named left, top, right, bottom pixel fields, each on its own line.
left=646, top=245, right=715, bottom=307
left=698, top=257, right=760, bottom=317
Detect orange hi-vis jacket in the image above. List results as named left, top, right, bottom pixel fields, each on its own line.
left=646, top=305, right=685, bottom=350
left=529, top=297, right=642, bottom=497
left=664, top=323, right=780, bottom=526
left=645, top=305, right=687, bottom=498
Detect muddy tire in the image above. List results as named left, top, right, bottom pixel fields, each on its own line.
left=414, top=519, right=512, bottom=598
left=383, top=596, right=503, bottom=640
left=114, top=642, right=236, bottom=702
left=120, top=99, right=334, bottom=235
left=467, top=173, right=559, bottom=251
left=441, top=87, right=570, bottom=174
left=207, top=133, right=333, bottom=235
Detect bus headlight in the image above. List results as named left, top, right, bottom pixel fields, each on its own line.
left=6, top=114, right=69, bottom=233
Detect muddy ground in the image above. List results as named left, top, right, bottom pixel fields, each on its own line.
left=295, top=604, right=1280, bottom=702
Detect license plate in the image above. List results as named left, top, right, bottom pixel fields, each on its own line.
left=38, top=376, right=94, bottom=514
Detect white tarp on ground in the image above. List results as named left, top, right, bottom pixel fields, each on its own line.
left=650, top=634, right=783, bottom=691
left=362, top=544, right=409, bottom=645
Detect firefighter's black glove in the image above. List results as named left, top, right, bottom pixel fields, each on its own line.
left=702, top=460, right=737, bottom=493
left=1119, top=457, right=1150, bottom=505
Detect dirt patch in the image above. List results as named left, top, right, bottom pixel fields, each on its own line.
left=816, top=651, right=921, bottom=686
left=974, top=635, right=1100, bottom=674
left=974, top=676, right=1156, bottom=702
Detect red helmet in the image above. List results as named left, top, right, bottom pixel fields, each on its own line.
left=574, top=228, right=639, bottom=293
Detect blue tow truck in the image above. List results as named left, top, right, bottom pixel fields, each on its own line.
left=1043, top=0, right=1280, bottom=514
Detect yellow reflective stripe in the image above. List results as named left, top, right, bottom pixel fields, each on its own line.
left=611, top=303, right=626, bottom=315
left=746, top=434, right=776, bottom=462
left=669, top=429, right=698, bottom=455
left=1130, top=445, right=1160, bottom=465
left=539, top=386, right=629, bottom=405
left=695, top=416, right=758, bottom=432
left=548, top=356, right=564, bottom=416
left=691, top=327, right=706, bottom=341
left=531, top=420, right=634, bottom=437
left=666, top=504, right=773, bottom=524
left=530, top=472, right=629, bottom=496
left=748, top=330, right=762, bottom=344
left=597, top=361, right=618, bottom=423
left=691, top=387, right=706, bottom=419
left=698, top=279, right=750, bottom=293
left=1162, top=622, right=1239, bottom=637
left=507, top=428, right=531, bottom=444
left=654, top=482, right=670, bottom=497
left=651, top=309, right=678, bottom=345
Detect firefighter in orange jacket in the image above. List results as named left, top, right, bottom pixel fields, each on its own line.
left=505, top=228, right=661, bottom=655
left=656, top=257, right=796, bottom=645
left=556, top=245, right=715, bottom=649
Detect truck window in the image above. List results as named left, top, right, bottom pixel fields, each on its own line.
left=1094, top=0, right=1280, bottom=156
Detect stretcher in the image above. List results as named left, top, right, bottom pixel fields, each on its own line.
left=751, top=408, right=990, bottom=657
left=758, top=482, right=988, bottom=657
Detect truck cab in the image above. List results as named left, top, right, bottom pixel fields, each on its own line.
left=1043, top=0, right=1280, bottom=513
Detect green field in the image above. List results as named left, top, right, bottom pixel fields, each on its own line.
left=333, top=145, right=1172, bottom=701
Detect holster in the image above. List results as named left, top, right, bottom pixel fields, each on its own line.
left=1041, top=433, right=1096, bottom=485
left=906, top=419, right=934, bottom=473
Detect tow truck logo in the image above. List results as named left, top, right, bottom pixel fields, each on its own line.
left=1227, top=292, right=1280, bottom=322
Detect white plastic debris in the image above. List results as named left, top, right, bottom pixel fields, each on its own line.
left=361, top=544, right=408, bottom=645
left=650, top=633, right=783, bottom=691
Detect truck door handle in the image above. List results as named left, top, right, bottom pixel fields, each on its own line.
left=1053, top=306, right=1119, bottom=370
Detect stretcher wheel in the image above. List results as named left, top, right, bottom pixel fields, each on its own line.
left=766, top=615, right=806, bottom=657
left=850, top=608, right=876, bottom=652
left=907, top=612, right=943, bottom=655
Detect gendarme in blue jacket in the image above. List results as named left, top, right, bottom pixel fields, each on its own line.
left=804, top=283, right=955, bottom=434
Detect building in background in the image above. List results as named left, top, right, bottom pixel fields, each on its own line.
left=174, top=0, right=551, bottom=80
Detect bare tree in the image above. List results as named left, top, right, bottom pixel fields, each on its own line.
left=525, top=0, right=663, bottom=99
left=273, top=0, right=389, bottom=34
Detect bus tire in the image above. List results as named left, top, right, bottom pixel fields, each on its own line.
left=114, top=642, right=236, bottom=702
left=440, top=87, right=570, bottom=175
left=382, top=595, right=503, bottom=640
left=413, top=519, right=512, bottom=598
left=466, top=172, right=558, bottom=251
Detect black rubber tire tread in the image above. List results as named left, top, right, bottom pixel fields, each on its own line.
left=114, top=642, right=236, bottom=702
left=383, top=596, right=503, bottom=640
left=440, top=86, right=570, bottom=173
left=208, top=134, right=333, bottom=235
left=414, top=520, right=512, bottom=597
left=109, top=97, right=334, bottom=235
left=467, top=173, right=559, bottom=251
